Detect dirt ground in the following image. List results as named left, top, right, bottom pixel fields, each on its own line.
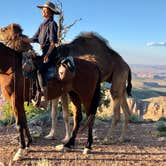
left=0, top=120, right=166, bottom=166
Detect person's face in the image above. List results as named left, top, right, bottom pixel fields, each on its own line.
left=42, top=7, right=53, bottom=18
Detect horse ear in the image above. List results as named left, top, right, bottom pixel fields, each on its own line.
left=58, top=64, right=75, bottom=82
left=10, top=23, right=14, bottom=30
left=10, top=23, right=23, bottom=34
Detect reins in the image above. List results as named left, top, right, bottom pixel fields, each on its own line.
left=12, top=53, right=17, bottom=109
left=1, top=33, right=33, bottom=106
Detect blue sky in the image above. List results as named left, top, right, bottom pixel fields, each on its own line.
left=0, top=0, right=166, bottom=65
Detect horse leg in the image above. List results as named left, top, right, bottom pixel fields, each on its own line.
left=64, top=92, right=82, bottom=149
left=11, top=96, right=27, bottom=161
left=119, top=93, right=131, bottom=142
left=23, top=115, right=32, bottom=147
left=83, top=114, right=95, bottom=154
left=0, top=81, right=27, bottom=160
left=45, top=98, right=59, bottom=139
left=104, top=97, right=121, bottom=143
left=83, top=71, right=100, bottom=154
left=61, top=94, right=70, bottom=143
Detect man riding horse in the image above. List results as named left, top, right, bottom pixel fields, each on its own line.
left=23, top=1, right=60, bottom=107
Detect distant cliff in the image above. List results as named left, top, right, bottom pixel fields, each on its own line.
left=127, top=96, right=166, bottom=121
left=131, top=64, right=166, bottom=79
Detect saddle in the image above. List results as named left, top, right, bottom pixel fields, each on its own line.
left=22, top=50, right=60, bottom=80
left=22, top=50, right=36, bottom=79
left=22, top=51, right=75, bottom=103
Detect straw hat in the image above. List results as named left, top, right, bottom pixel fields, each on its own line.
left=37, top=1, right=60, bottom=15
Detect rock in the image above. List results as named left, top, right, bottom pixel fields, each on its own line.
left=158, top=137, right=166, bottom=142
left=29, top=125, right=43, bottom=138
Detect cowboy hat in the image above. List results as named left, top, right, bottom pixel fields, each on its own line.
left=37, top=1, right=60, bottom=15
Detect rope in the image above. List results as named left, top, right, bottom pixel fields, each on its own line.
left=23, top=77, right=26, bottom=104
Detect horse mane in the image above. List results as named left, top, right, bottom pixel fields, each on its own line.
left=73, top=32, right=110, bottom=47
left=11, top=23, right=23, bottom=34
left=66, top=32, right=120, bottom=61
left=70, top=32, right=116, bottom=55
left=0, top=42, right=22, bottom=58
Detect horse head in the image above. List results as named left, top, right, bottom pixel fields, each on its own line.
left=57, top=56, right=75, bottom=82
left=0, top=23, right=32, bottom=52
left=0, top=23, right=22, bottom=41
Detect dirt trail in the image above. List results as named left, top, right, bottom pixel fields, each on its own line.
left=0, top=120, right=166, bottom=166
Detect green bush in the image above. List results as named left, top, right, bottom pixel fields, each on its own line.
left=129, top=114, right=140, bottom=123
left=0, top=102, right=15, bottom=126
left=0, top=102, right=40, bottom=126
left=24, top=102, right=38, bottom=119
left=98, top=83, right=111, bottom=112
left=30, top=110, right=50, bottom=125
left=156, top=131, right=166, bottom=137
left=158, top=117, right=166, bottom=122
left=156, top=121, right=166, bottom=132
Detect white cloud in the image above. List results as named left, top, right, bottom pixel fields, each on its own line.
left=146, top=42, right=166, bottom=47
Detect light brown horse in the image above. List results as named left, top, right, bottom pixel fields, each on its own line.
left=0, top=43, right=32, bottom=160
left=57, top=32, right=132, bottom=142
left=0, top=23, right=71, bottom=143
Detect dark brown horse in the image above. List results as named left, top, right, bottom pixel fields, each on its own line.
left=47, top=57, right=101, bottom=153
left=57, top=33, right=132, bottom=143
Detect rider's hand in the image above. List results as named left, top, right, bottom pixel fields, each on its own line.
left=43, top=54, right=49, bottom=63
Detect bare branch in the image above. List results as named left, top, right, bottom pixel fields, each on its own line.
left=55, top=0, right=81, bottom=44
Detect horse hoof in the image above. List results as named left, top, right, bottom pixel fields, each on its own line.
left=83, top=148, right=90, bottom=155
left=44, top=134, right=56, bottom=140
left=55, top=144, right=65, bottom=152
left=61, top=137, right=70, bottom=144
left=118, top=137, right=130, bottom=143
left=119, top=138, right=124, bottom=143
left=103, top=137, right=108, bottom=142
left=13, top=148, right=24, bottom=161
left=25, top=147, right=31, bottom=153
left=103, top=137, right=115, bottom=144
left=31, top=99, right=37, bottom=107
left=55, top=144, right=71, bottom=152
left=103, top=137, right=110, bottom=144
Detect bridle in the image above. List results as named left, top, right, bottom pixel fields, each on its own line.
left=2, top=33, right=20, bottom=48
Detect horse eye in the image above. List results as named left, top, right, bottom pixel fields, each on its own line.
left=62, top=64, right=68, bottom=68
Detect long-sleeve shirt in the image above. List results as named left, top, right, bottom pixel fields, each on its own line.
left=31, top=17, right=58, bottom=56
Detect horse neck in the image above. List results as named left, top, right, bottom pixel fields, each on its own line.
left=0, top=45, right=22, bottom=74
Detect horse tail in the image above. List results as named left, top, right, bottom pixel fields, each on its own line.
left=90, top=66, right=101, bottom=115
left=126, top=67, right=132, bottom=97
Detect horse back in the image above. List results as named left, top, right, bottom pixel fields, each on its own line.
left=46, top=58, right=100, bottom=101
